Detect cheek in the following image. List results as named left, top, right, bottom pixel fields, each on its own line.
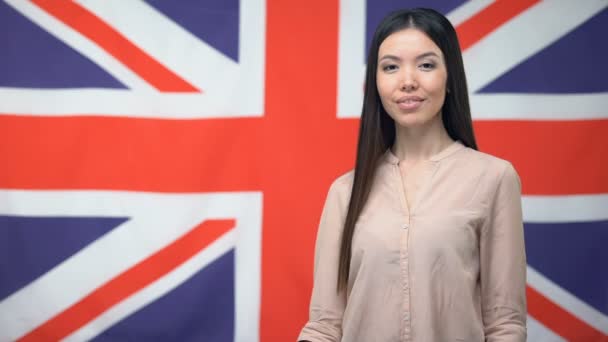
left=422, top=83, right=446, bottom=111
left=428, top=88, right=446, bottom=114
left=433, top=84, right=447, bottom=97
left=428, top=73, right=448, bottom=95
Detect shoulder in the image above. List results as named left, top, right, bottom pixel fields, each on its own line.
left=328, top=170, right=354, bottom=194
left=456, top=148, right=522, bottom=204
left=458, top=147, right=519, bottom=184
left=322, top=170, right=354, bottom=209
left=317, top=170, right=354, bottom=222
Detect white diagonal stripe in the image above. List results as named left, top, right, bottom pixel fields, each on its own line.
left=527, top=266, right=608, bottom=335
left=464, top=0, right=608, bottom=92
left=446, top=0, right=495, bottom=27
left=3, top=0, right=155, bottom=91
left=527, top=315, right=567, bottom=342
left=76, top=0, right=265, bottom=112
left=75, top=0, right=237, bottom=93
left=0, top=191, right=262, bottom=342
left=64, top=230, right=238, bottom=342
left=1, top=0, right=266, bottom=118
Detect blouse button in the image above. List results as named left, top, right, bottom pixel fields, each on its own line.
left=403, top=224, right=409, bottom=230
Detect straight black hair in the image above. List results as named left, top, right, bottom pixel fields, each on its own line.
left=337, top=8, right=478, bottom=291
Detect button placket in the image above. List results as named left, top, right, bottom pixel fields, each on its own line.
left=394, top=162, right=413, bottom=341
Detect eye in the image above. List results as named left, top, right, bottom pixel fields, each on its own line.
left=419, top=62, right=436, bottom=70
left=382, top=64, right=398, bottom=72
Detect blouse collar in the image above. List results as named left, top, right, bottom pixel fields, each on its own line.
left=383, top=140, right=464, bottom=165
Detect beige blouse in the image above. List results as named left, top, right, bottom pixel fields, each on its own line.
left=298, top=141, right=527, bottom=342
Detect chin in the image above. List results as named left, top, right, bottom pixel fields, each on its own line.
left=394, top=115, right=427, bottom=128
left=392, top=111, right=440, bottom=129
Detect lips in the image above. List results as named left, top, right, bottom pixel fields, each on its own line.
left=396, top=96, right=424, bottom=111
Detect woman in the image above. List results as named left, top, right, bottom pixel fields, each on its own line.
left=298, top=8, right=527, bottom=342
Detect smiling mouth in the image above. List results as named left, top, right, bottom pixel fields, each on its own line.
left=396, top=99, right=424, bottom=111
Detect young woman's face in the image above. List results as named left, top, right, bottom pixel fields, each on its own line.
left=376, top=29, right=448, bottom=129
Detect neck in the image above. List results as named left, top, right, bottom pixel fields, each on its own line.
left=391, top=115, right=454, bottom=162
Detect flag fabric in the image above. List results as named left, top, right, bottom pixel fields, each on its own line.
left=0, top=0, right=606, bottom=341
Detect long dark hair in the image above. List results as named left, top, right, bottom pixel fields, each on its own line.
left=337, top=8, right=478, bottom=291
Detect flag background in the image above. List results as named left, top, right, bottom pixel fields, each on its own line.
left=0, top=0, right=606, bottom=341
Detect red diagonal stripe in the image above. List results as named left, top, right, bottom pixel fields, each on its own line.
left=456, top=0, right=540, bottom=50
left=31, top=0, right=199, bottom=92
left=527, top=286, right=608, bottom=341
left=17, top=219, right=235, bottom=341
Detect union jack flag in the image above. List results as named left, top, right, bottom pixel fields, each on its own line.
left=0, top=0, right=606, bottom=341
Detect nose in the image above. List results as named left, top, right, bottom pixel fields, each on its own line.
left=400, top=68, right=418, bottom=92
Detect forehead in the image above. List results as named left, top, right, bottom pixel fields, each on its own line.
left=378, top=29, right=442, bottom=57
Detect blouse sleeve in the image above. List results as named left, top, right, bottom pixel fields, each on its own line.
left=480, top=163, right=527, bottom=341
left=298, top=178, right=349, bottom=342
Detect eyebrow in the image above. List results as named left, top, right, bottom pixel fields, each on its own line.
left=378, top=51, right=440, bottom=62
